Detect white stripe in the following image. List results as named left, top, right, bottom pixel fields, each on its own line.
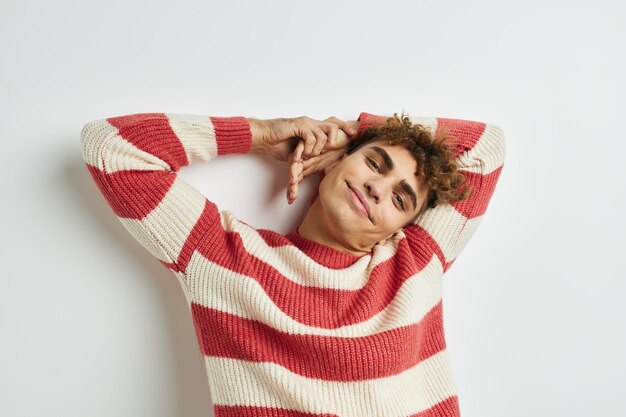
left=215, top=214, right=407, bottom=290
left=165, top=113, right=219, bottom=164
left=81, top=119, right=170, bottom=173
left=81, top=119, right=114, bottom=169
left=117, top=217, right=173, bottom=264
left=414, top=122, right=506, bottom=261
left=186, top=250, right=443, bottom=337
left=455, top=123, right=506, bottom=174
left=449, top=214, right=484, bottom=260
left=408, top=116, right=438, bottom=132
left=204, top=349, right=457, bottom=417
left=418, top=204, right=469, bottom=261
left=116, top=177, right=206, bottom=265
left=81, top=117, right=211, bottom=267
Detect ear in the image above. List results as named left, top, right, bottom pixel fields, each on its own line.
left=323, top=153, right=346, bottom=175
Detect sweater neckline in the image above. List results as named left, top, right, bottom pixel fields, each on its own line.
left=285, top=227, right=369, bottom=269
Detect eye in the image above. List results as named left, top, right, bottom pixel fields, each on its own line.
left=367, top=157, right=380, bottom=172
left=394, top=193, right=405, bottom=210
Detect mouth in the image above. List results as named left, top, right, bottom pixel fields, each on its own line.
left=346, top=181, right=372, bottom=222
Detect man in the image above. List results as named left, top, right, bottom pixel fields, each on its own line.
left=81, top=111, right=505, bottom=416
left=274, top=113, right=473, bottom=257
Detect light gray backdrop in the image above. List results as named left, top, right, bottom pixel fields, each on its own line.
left=1, top=0, right=624, bottom=416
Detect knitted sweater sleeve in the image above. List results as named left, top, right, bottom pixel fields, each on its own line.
left=80, top=112, right=252, bottom=276
left=356, top=112, right=506, bottom=272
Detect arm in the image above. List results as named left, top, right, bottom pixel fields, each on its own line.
left=80, top=112, right=256, bottom=278
left=81, top=112, right=348, bottom=279
left=355, top=112, right=507, bottom=272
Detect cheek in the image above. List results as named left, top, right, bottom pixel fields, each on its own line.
left=377, top=206, right=407, bottom=231
left=318, top=173, right=339, bottom=197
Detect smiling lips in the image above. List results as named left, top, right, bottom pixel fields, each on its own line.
left=347, top=182, right=371, bottom=220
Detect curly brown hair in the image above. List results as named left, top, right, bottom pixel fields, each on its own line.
left=346, top=112, right=473, bottom=226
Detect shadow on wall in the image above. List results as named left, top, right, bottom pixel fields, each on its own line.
left=70, top=155, right=215, bottom=417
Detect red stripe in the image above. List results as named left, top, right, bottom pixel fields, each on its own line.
left=402, top=225, right=452, bottom=273
left=453, top=166, right=503, bottom=219
left=175, top=198, right=224, bottom=273
left=85, top=165, right=227, bottom=274
left=435, top=118, right=486, bottom=159
left=260, top=228, right=362, bottom=269
left=85, top=164, right=176, bottom=219
left=403, top=224, right=461, bottom=274
left=214, top=397, right=459, bottom=417
left=191, top=301, right=446, bottom=381
left=357, top=112, right=389, bottom=135
left=210, top=116, right=252, bottom=155
left=195, top=227, right=435, bottom=329
left=106, top=113, right=189, bottom=171
left=408, top=395, right=460, bottom=417
left=214, top=404, right=338, bottom=417
left=356, top=112, right=488, bottom=160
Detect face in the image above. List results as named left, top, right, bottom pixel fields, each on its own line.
left=318, top=141, right=429, bottom=251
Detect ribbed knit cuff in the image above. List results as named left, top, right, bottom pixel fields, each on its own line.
left=356, top=112, right=388, bottom=136
left=210, top=116, right=252, bottom=155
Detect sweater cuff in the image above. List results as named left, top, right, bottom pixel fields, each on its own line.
left=210, top=116, right=252, bottom=155
left=357, top=112, right=389, bottom=136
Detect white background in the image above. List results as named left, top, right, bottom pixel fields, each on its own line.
left=1, top=0, right=624, bottom=416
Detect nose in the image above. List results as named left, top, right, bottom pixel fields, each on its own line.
left=365, top=181, right=382, bottom=203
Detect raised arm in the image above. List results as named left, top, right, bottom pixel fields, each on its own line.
left=80, top=113, right=253, bottom=278
left=355, top=112, right=506, bottom=272
left=81, top=112, right=352, bottom=281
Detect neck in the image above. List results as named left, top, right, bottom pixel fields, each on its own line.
left=298, top=196, right=372, bottom=257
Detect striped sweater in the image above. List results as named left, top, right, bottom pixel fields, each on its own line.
left=80, top=111, right=506, bottom=417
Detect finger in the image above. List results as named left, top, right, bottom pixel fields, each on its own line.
left=339, top=120, right=357, bottom=137
left=320, top=122, right=339, bottom=149
left=292, top=179, right=299, bottom=203
left=290, top=160, right=303, bottom=184
left=291, top=171, right=303, bottom=191
left=311, top=126, right=328, bottom=156
left=289, top=160, right=301, bottom=184
left=296, top=159, right=303, bottom=178
left=302, top=131, right=317, bottom=159
left=288, top=158, right=305, bottom=203
left=295, top=140, right=304, bottom=161
left=301, top=159, right=316, bottom=177
left=287, top=168, right=296, bottom=203
left=288, top=174, right=300, bottom=204
left=287, top=149, right=298, bottom=182
left=288, top=148, right=296, bottom=164
left=302, top=164, right=314, bottom=177
left=325, top=117, right=357, bottom=137
left=322, top=122, right=351, bottom=150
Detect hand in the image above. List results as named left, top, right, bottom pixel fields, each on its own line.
left=287, top=143, right=348, bottom=204
left=250, top=116, right=357, bottom=162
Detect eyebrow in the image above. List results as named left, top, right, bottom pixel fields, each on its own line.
left=369, top=146, right=418, bottom=211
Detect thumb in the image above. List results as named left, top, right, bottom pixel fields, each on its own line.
left=337, top=120, right=357, bottom=137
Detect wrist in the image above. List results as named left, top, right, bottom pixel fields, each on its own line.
left=248, top=118, right=270, bottom=154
